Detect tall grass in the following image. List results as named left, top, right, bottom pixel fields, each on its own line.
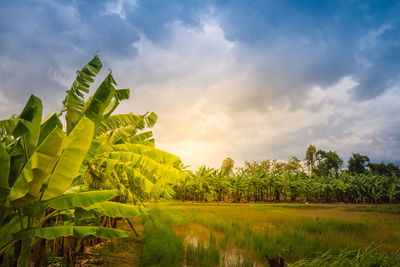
left=289, top=244, right=400, bottom=267
left=140, top=216, right=184, bottom=266
left=145, top=202, right=400, bottom=265
left=140, top=216, right=223, bottom=266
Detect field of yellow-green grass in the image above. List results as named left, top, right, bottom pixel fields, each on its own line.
left=101, top=202, right=400, bottom=266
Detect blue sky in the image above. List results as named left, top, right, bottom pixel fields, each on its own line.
left=1, top=0, right=400, bottom=168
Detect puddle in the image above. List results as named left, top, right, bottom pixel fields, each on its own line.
left=185, top=235, right=200, bottom=247
left=223, top=247, right=244, bottom=266
left=182, top=235, right=265, bottom=267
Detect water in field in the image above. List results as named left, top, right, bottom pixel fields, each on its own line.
left=101, top=202, right=400, bottom=266
left=139, top=202, right=400, bottom=266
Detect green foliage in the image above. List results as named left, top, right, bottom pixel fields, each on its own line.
left=221, top=157, right=235, bottom=176
left=62, top=55, right=102, bottom=134
left=173, top=151, right=400, bottom=204
left=42, top=116, right=94, bottom=200
left=22, top=190, right=120, bottom=216
left=314, top=150, right=343, bottom=177
left=140, top=216, right=184, bottom=266
left=13, top=226, right=128, bottom=240
left=77, top=200, right=143, bottom=218
left=348, top=153, right=370, bottom=174
left=289, top=244, right=400, bottom=267
left=148, top=202, right=400, bottom=266
left=8, top=126, right=66, bottom=207
left=0, top=145, right=10, bottom=205
left=369, top=162, right=400, bottom=177
left=0, top=55, right=181, bottom=266
left=305, top=144, right=317, bottom=175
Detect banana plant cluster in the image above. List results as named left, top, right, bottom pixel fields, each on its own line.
left=173, top=162, right=400, bottom=205
left=0, top=55, right=183, bottom=266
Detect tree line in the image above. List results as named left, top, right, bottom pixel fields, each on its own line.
left=173, top=145, right=400, bottom=205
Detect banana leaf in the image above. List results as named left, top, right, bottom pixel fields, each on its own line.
left=42, top=117, right=94, bottom=200
left=38, top=113, right=63, bottom=146
left=111, top=144, right=181, bottom=165
left=84, top=74, right=116, bottom=124
left=77, top=201, right=143, bottom=218
left=22, top=190, right=120, bottom=217
left=63, top=56, right=102, bottom=134
left=13, top=226, right=128, bottom=240
left=8, top=127, right=66, bottom=208
left=9, top=95, right=43, bottom=187
left=0, top=145, right=10, bottom=205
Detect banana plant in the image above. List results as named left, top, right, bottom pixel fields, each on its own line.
left=0, top=100, right=134, bottom=265
left=81, top=106, right=185, bottom=205
left=0, top=55, right=156, bottom=266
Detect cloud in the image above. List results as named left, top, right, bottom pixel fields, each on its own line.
left=110, top=16, right=400, bottom=168
left=0, top=0, right=400, bottom=169
left=103, top=0, right=137, bottom=19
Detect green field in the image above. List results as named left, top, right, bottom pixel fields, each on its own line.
left=100, top=202, right=400, bottom=266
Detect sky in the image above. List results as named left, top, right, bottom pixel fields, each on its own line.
left=0, top=0, right=400, bottom=169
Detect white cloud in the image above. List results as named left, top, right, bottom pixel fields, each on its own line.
left=107, top=17, right=400, bottom=169
left=103, top=0, right=137, bottom=19
left=0, top=91, right=19, bottom=117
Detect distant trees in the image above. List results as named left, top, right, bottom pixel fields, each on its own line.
left=348, top=153, right=370, bottom=174
left=221, top=157, right=235, bottom=176
left=369, top=162, right=400, bottom=177
left=314, top=150, right=343, bottom=177
left=172, top=145, right=400, bottom=205
left=305, top=144, right=316, bottom=175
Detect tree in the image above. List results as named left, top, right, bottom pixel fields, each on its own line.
left=286, top=156, right=303, bottom=175
left=348, top=153, right=370, bottom=174
left=221, top=157, right=235, bottom=176
left=305, top=144, right=316, bottom=176
left=314, top=150, right=343, bottom=177
left=368, top=162, right=400, bottom=177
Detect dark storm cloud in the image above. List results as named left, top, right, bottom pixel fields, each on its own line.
left=212, top=0, right=400, bottom=103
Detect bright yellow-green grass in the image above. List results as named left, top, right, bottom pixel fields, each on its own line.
left=144, top=202, right=400, bottom=266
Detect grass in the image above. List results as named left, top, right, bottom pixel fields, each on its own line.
left=140, top=215, right=184, bottom=267
left=288, top=244, right=400, bottom=267
left=139, top=202, right=400, bottom=266
left=95, top=216, right=145, bottom=267
left=97, top=202, right=400, bottom=266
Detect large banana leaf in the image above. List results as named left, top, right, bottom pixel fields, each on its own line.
left=115, top=89, right=130, bottom=101
left=38, top=113, right=63, bottom=146
left=0, top=216, right=26, bottom=249
left=111, top=144, right=181, bottom=165
left=8, top=127, right=66, bottom=208
left=22, top=190, right=120, bottom=217
left=105, top=151, right=183, bottom=182
left=144, top=112, right=157, bottom=127
left=13, top=226, right=128, bottom=240
left=78, top=139, right=101, bottom=174
left=0, top=145, right=10, bottom=205
left=42, top=117, right=94, bottom=200
left=98, top=113, right=152, bottom=135
left=9, top=95, right=43, bottom=187
left=84, top=74, right=116, bottom=124
left=11, top=95, right=42, bottom=155
left=102, top=89, right=130, bottom=119
left=63, top=56, right=102, bottom=134
left=130, top=131, right=154, bottom=146
left=77, top=201, right=143, bottom=218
